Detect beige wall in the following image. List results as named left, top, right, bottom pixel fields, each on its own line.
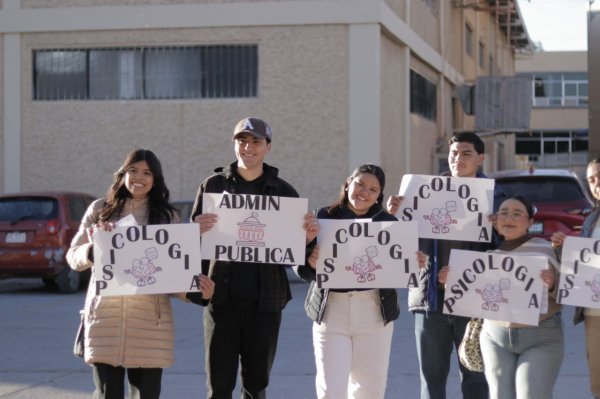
left=380, top=33, right=408, bottom=195
left=444, top=5, right=463, bottom=73
left=2, top=0, right=525, bottom=202
left=384, top=0, right=407, bottom=21
left=530, top=108, right=589, bottom=131
left=516, top=51, right=587, bottom=73
left=408, top=0, right=440, bottom=54
left=21, top=0, right=318, bottom=7
left=20, top=25, right=348, bottom=209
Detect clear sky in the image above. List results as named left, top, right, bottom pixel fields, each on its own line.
left=517, top=0, right=588, bottom=51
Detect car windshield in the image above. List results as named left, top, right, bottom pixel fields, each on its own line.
left=0, top=197, right=59, bottom=223
left=495, top=177, right=585, bottom=203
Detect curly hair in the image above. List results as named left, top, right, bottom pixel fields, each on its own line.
left=97, top=149, right=177, bottom=225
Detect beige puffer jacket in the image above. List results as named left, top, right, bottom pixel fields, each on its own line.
left=67, top=198, right=176, bottom=368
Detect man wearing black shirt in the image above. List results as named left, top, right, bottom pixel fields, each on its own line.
left=191, top=117, right=316, bottom=399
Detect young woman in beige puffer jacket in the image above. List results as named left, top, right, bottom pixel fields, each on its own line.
left=67, top=149, right=214, bottom=399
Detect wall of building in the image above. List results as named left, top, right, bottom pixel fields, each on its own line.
left=408, top=0, right=440, bottom=54
left=380, top=32, right=409, bottom=195
left=1, top=0, right=526, bottom=205
left=19, top=25, right=348, bottom=209
left=21, top=0, right=310, bottom=7
left=530, top=108, right=589, bottom=131
left=384, top=0, right=407, bottom=22
left=516, top=51, right=587, bottom=73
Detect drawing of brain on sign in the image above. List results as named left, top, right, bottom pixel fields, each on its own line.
left=396, top=174, right=495, bottom=243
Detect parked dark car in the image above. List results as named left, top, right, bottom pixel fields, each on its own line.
left=173, top=200, right=194, bottom=222
left=0, top=191, right=95, bottom=292
left=491, top=169, right=593, bottom=240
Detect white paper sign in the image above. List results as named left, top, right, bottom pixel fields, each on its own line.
left=93, top=224, right=202, bottom=296
left=315, top=219, right=419, bottom=289
left=443, top=249, right=547, bottom=326
left=201, top=193, right=308, bottom=265
left=397, top=174, right=494, bottom=242
left=558, top=236, right=600, bottom=309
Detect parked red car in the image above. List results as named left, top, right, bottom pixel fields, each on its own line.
left=491, top=169, right=593, bottom=240
left=0, top=191, right=95, bottom=292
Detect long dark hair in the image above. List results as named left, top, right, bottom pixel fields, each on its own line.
left=327, top=164, right=386, bottom=214
left=97, top=149, right=177, bottom=225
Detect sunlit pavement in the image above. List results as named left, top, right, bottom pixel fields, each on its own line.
left=0, top=274, right=591, bottom=398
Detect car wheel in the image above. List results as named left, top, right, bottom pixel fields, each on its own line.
left=56, top=267, right=81, bottom=293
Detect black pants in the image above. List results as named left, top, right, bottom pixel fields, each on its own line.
left=92, top=363, right=163, bottom=399
left=204, top=304, right=282, bottom=399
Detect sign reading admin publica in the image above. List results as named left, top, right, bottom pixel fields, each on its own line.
left=201, top=193, right=308, bottom=265
left=93, top=224, right=202, bottom=296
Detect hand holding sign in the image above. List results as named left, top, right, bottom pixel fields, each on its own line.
left=93, top=224, right=202, bottom=296
left=201, top=193, right=308, bottom=265
left=397, top=174, right=494, bottom=242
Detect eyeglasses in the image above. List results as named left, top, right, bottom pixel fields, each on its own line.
left=495, top=212, right=528, bottom=221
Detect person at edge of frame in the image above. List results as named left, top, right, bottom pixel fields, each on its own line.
left=551, top=158, right=600, bottom=399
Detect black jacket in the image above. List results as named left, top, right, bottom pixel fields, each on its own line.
left=296, top=204, right=400, bottom=325
left=188, top=162, right=299, bottom=312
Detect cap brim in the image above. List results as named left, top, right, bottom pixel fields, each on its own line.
left=233, top=131, right=269, bottom=140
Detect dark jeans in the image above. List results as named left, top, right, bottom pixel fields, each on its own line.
left=92, top=363, right=162, bottom=399
left=204, top=304, right=282, bottom=399
left=415, top=310, right=489, bottom=399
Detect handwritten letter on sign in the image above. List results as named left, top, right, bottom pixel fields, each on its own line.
left=397, top=174, right=494, bottom=242
left=202, top=193, right=308, bottom=265
left=93, top=224, right=202, bottom=296
left=316, top=219, right=419, bottom=289
left=443, top=249, right=546, bottom=326
left=558, top=236, right=600, bottom=309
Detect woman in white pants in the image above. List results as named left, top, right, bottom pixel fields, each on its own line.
left=296, top=164, right=400, bottom=399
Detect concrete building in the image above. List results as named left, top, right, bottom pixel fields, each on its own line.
left=515, top=51, right=589, bottom=174
left=1, top=0, right=530, bottom=208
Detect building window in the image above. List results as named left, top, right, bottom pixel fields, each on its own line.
left=410, top=70, right=437, bottom=121
left=33, top=45, right=258, bottom=100
left=488, top=55, right=494, bottom=76
left=520, top=72, right=588, bottom=107
left=479, top=42, right=485, bottom=69
left=515, top=130, right=588, bottom=166
left=465, top=24, right=473, bottom=57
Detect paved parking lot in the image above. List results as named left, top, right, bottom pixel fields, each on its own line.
left=0, top=275, right=593, bottom=398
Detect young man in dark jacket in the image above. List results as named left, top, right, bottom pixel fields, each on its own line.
left=388, top=132, right=503, bottom=399
left=191, top=117, right=317, bottom=399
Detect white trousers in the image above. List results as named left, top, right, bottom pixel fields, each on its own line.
left=312, top=289, right=394, bottom=399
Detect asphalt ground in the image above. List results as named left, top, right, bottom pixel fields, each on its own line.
left=0, top=273, right=593, bottom=398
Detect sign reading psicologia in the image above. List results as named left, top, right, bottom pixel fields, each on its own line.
left=558, top=236, right=600, bottom=309
left=93, top=224, right=202, bottom=296
left=397, top=174, right=494, bottom=242
left=443, top=249, right=547, bottom=326
left=201, top=193, right=308, bottom=265
left=315, top=219, right=419, bottom=289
